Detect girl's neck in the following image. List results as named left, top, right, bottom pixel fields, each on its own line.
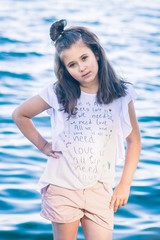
left=80, top=84, right=98, bottom=94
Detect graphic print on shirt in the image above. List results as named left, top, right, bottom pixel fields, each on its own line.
left=55, top=97, right=114, bottom=184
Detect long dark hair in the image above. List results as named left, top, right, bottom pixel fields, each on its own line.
left=50, top=19, right=127, bottom=118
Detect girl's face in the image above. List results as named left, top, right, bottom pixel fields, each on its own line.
left=60, top=39, right=99, bottom=93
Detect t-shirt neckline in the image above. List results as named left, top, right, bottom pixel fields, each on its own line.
left=81, top=90, right=97, bottom=97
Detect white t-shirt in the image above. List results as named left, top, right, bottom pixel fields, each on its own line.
left=38, top=83, right=137, bottom=194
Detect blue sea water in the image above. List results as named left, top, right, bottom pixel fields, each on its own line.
left=0, top=0, right=160, bottom=239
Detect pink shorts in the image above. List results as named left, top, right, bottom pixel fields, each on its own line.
left=40, top=181, right=114, bottom=230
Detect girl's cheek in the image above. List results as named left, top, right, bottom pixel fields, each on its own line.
left=91, top=61, right=98, bottom=71
left=72, top=74, right=79, bottom=80
left=69, top=71, right=79, bottom=80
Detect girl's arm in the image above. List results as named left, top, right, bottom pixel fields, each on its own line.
left=110, top=100, right=141, bottom=212
left=12, top=95, right=61, bottom=158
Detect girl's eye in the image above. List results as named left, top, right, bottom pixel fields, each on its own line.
left=82, top=56, right=88, bottom=61
left=69, top=63, right=75, bottom=68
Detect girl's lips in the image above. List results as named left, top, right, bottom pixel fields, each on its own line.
left=82, top=71, right=91, bottom=78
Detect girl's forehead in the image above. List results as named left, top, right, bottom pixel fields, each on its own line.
left=60, top=39, right=91, bottom=61
left=71, top=39, right=87, bottom=48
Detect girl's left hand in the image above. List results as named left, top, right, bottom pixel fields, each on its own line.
left=109, top=183, right=130, bottom=212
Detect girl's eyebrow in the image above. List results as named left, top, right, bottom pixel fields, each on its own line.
left=67, top=53, right=88, bottom=67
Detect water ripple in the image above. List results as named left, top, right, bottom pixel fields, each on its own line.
left=0, top=0, right=160, bottom=239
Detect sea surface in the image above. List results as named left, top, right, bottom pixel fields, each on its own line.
left=0, top=0, right=160, bottom=239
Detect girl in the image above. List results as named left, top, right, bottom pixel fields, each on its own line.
left=12, top=19, right=141, bottom=240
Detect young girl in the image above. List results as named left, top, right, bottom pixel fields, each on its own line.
left=12, top=19, right=141, bottom=240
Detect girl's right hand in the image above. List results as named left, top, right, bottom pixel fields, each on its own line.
left=42, top=142, right=62, bottom=159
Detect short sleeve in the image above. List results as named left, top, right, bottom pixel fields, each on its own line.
left=39, top=83, right=59, bottom=115
left=116, top=84, right=138, bottom=165
left=120, top=83, right=138, bottom=139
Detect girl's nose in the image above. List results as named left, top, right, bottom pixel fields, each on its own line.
left=79, top=63, right=86, bottom=72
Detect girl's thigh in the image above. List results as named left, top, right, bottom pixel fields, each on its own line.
left=52, top=219, right=80, bottom=240
left=81, top=216, right=112, bottom=240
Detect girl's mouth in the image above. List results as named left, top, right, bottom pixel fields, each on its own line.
left=82, top=71, right=91, bottom=78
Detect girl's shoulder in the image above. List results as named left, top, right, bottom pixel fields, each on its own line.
left=39, top=82, right=57, bottom=97
left=45, top=81, right=57, bottom=92
left=123, top=82, right=138, bottom=101
left=39, top=82, right=59, bottom=110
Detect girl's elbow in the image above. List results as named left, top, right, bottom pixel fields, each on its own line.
left=126, top=134, right=141, bottom=153
left=126, top=131, right=141, bottom=147
left=12, top=107, right=21, bottom=123
left=12, top=108, right=17, bottom=122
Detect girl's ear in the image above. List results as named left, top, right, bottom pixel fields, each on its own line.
left=96, top=55, right=99, bottom=61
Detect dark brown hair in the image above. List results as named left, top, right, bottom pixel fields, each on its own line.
left=50, top=19, right=127, bottom=118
